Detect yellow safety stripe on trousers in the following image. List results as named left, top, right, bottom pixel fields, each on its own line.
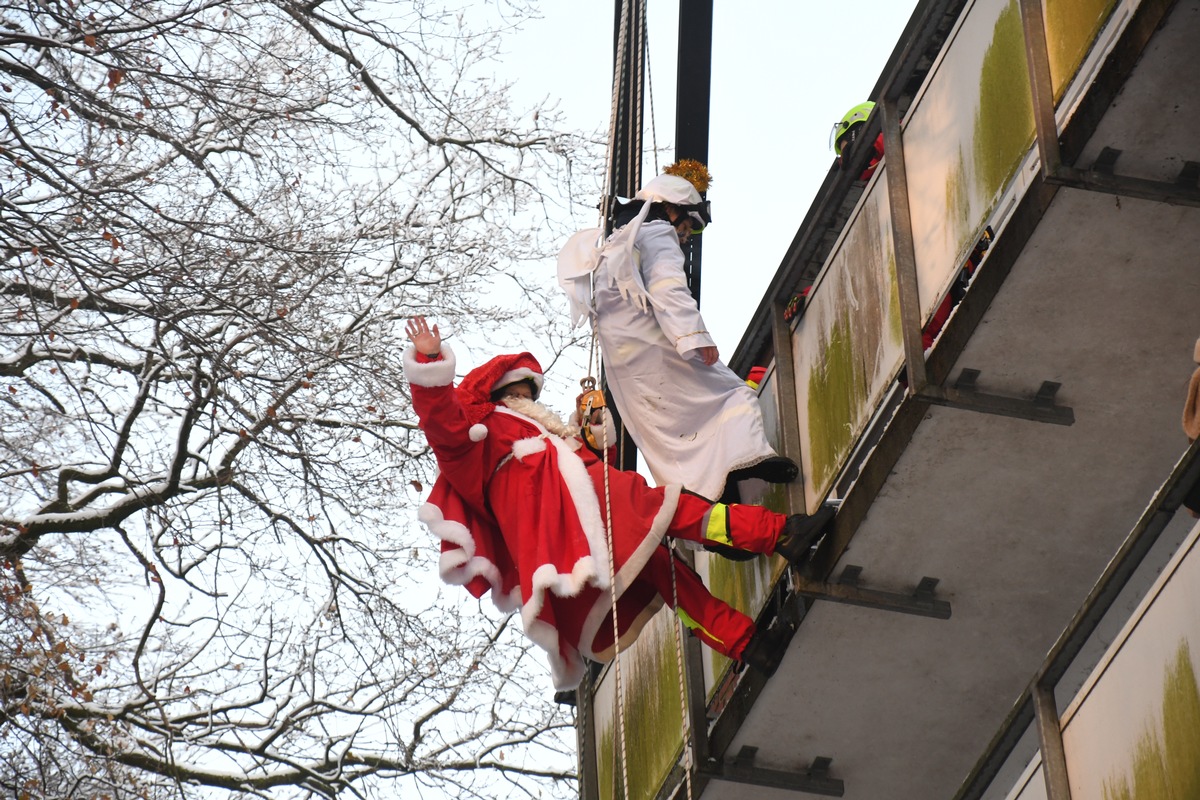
left=702, top=503, right=733, bottom=547
left=675, top=608, right=725, bottom=647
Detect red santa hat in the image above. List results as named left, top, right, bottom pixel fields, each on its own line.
left=453, top=352, right=545, bottom=440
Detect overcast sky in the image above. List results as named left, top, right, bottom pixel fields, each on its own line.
left=503, top=0, right=921, bottom=356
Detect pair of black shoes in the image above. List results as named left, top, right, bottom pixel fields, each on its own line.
left=704, top=504, right=836, bottom=565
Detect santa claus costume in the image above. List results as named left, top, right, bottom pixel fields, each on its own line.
left=404, top=344, right=810, bottom=689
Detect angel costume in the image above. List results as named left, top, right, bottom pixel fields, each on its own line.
left=404, top=345, right=792, bottom=689
left=558, top=173, right=790, bottom=502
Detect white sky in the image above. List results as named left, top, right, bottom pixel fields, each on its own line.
left=504, top=0, right=921, bottom=356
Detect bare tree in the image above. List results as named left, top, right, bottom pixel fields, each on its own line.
left=0, top=0, right=598, bottom=797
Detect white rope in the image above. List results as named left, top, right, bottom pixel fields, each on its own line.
left=644, top=2, right=660, bottom=176
left=593, top=4, right=693, bottom=798
left=597, top=387, right=629, bottom=798
left=666, top=542, right=696, bottom=800
left=597, top=7, right=633, bottom=791
left=634, top=11, right=693, bottom=797
left=633, top=0, right=644, bottom=189
left=600, top=0, right=632, bottom=232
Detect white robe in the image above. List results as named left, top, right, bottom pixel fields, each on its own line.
left=589, top=218, right=778, bottom=501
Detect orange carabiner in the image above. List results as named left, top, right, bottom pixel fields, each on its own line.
left=577, top=377, right=607, bottom=449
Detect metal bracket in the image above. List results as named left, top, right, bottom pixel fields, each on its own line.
left=698, top=745, right=844, bottom=797
left=794, top=565, right=952, bottom=620
left=1092, top=146, right=1121, bottom=174
left=1176, top=160, right=1200, bottom=189
left=1044, top=146, right=1200, bottom=209
left=917, top=368, right=1074, bottom=426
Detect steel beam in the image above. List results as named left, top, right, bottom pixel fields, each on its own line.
left=1019, top=0, right=1064, bottom=175
left=1048, top=163, right=1200, bottom=209
left=1033, top=683, right=1073, bottom=800
left=772, top=303, right=809, bottom=515
left=675, top=0, right=713, bottom=303
left=795, top=565, right=952, bottom=620
left=881, top=97, right=930, bottom=395
left=698, top=746, right=845, bottom=797
left=918, top=368, right=1074, bottom=426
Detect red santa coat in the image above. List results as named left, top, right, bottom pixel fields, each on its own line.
left=405, top=345, right=679, bottom=690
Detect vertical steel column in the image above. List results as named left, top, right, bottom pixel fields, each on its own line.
left=675, top=2, right=717, bottom=781
left=1019, top=0, right=1065, bottom=176
left=675, top=0, right=713, bottom=304
left=771, top=303, right=808, bottom=514
left=880, top=98, right=929, bottom=394
left=1033, top=682, right=1073, bottom=799
left=610, top=0, right=645, bottom=200
left=607, top=0, right=646, bottom=471
left=577, top=672, right=601, bottom=800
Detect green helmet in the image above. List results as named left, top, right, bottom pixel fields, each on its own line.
left=829, top=101, right=876, bottom=155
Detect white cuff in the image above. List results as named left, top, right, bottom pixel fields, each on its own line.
left=403, top=344, right=456, bottom=387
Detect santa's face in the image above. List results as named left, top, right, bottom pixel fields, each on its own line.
left=497, top=381, right=534, bottom=400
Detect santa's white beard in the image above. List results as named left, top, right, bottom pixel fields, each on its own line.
left=501, top=397, right=580, bottom=439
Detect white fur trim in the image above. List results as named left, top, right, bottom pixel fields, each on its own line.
left=418, top=502, right=516, bottom=612
left=615, top=483, right=680, bottom=593
left=403, top=344, right=456, bottom=387
left=545, top=436, right=610, bottom=587
left=575, top=483, right=680, bottom=665
left=512, top=436, right=548, bottom=461
left=588, top=409, right=618, bottom=451
left=468, top=423, right=488, bottom=442
left=501, top=397, right=579, bottom=438
left=519, top=558, right=601, bottom=691
left=524, top=616, right=586, bottom=690
left=584, top=596, right=665, bottom=664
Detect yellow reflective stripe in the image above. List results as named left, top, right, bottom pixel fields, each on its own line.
left=703, top=503, right=732, bottom=546
left=675, top=608, right=725, bottom=647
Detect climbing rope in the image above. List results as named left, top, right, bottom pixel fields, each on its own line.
left=666, top=542, right=696, bottom=800
left=592, top=2, right=695, bottom=798
left=597, top=2, right=635, bottom=791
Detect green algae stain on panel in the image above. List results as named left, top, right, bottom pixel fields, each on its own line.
left=595, top=618, right=686, bottom=800
left=705, top=550, right=773, bottom=681
left=807, top=309, right=868, bottom=489
left=886, top=245, right=902, bottom=350
left=708, top=555, right=757, bottom=615
left=1161, top=640, right=1200, bottom=800
left=944, top=147, right=976, bottom=261
left=598, top=721, right=616, bottom=800
left=1101, top=640, right=1200, bottom=800
left=1044, top=0, right=1116, bottom=100
left=623, top=633, right=685, bottom=800
left=887, top=267, right=903, bottom=348
left=973, top=0, right=1035, bottom=207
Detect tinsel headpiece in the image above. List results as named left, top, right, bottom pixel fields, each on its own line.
left=663, top=159, right=712, bottom=194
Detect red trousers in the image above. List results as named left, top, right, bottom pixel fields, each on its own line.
left=641, top=493, right=786, bottom=660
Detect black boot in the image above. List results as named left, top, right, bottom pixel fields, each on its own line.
left=751, top=455, right=800, bottom=484
left=740, top=624, right=789, bottom=677
left=726, top=455, right=800, bottom=487
left=774, top=504, right=837, bottom=565
left=703, top=542, right=757, bottom=562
